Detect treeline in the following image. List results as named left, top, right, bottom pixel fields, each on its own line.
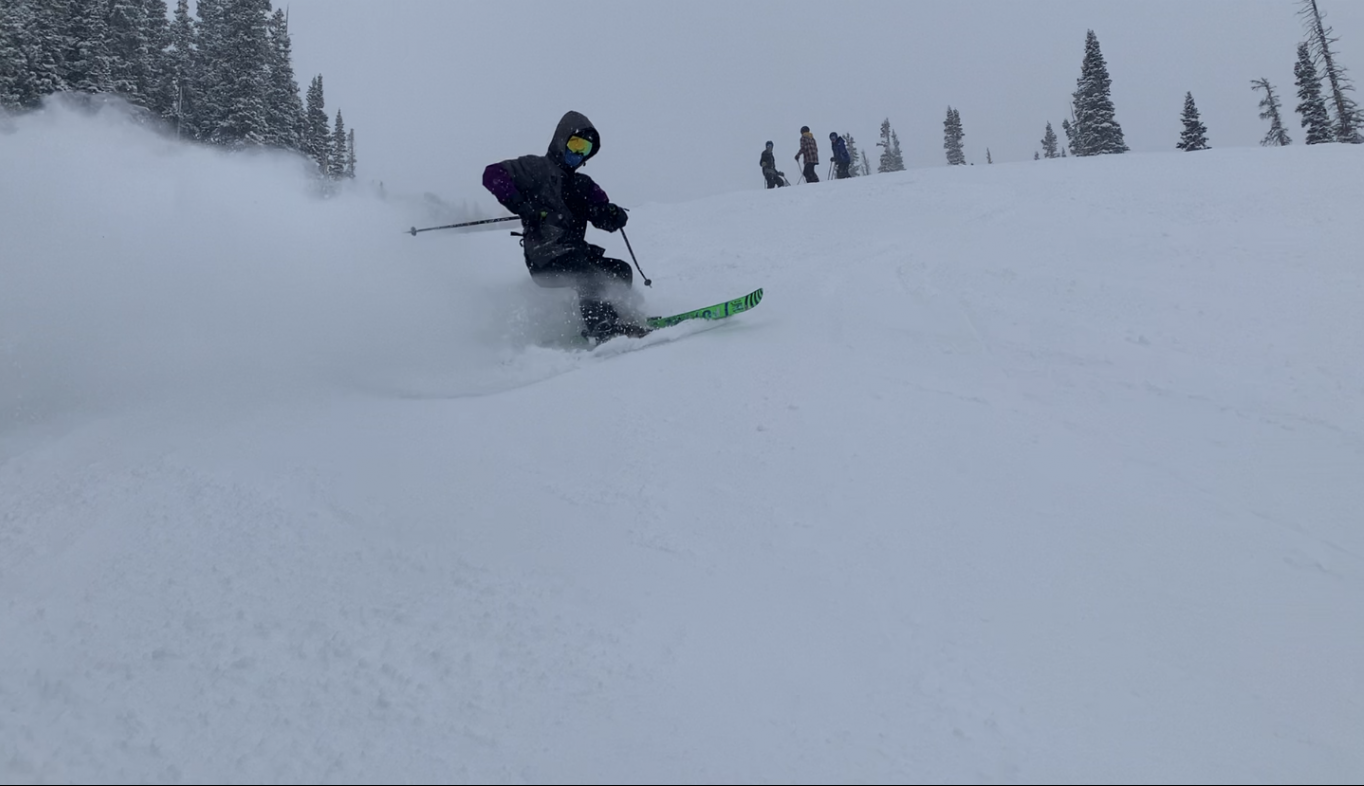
left=0, top=0, right=355, bottom=179
left=841, top=0, right=1361, bottom=173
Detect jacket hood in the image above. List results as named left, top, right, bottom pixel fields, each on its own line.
left=548, top=110, right=600, bottom=170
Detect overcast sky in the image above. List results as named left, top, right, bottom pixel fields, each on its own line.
left=278, top=0, right=1364, bottom=211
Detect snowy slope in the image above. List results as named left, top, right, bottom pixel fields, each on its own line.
left=3, top=102, right=1363, bottom=784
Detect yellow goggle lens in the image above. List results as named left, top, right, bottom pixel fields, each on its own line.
left=566, top=136, right=593, bottom=155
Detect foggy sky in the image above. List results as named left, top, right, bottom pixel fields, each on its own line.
left=278, top=0, right=1364, bottom=211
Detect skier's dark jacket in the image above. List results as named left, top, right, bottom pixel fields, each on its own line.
left=760, top=148, right=777, bottom=172
left=482, top=110, right=624, bottom=270
left=831, top=135, right=850, bottom=164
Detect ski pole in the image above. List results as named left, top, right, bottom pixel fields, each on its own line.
left=406, top=215, right=520, bottom=236
left=619, top=227, right=652, bottom=287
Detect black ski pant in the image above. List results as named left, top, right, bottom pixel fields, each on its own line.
left=834, top=161, right=851, bottom=179
left=528, top=247, right=633, bottom=327
left=802, top=162, right=819, bottom=183
left=763, top=169, right=785, bottom=188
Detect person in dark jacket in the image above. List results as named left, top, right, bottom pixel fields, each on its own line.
left=795, top=126, right=819, bottom=183
left=759, top=141, right=788, bottom=188
left=482, top=110, right=644, bottom=342
left=829, top=132, right=851, bottom=179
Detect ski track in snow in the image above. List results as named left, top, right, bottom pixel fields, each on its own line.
left=2, top=104, right=1364, bottom=783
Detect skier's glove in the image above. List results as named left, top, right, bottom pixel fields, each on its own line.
left=594, top=203, right=629, bottom=232
left=515, top=201, right=546, bottom=225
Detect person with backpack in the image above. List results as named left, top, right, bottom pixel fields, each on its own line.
left=482, top=110, right=646, bottom=343
left=760, top=141, right=788, bottom=188
left=829, top=132, right=851, bottom=179
left=795, top=126, right=819, bottom=183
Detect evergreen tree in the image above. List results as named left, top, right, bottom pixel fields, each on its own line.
left=1295, top=41, right=1334, bottom=144
left=943, top=107, right=965, bottom=165
left=842, top=133, right=861, bottom=177
left=1041, top=121, right=1059, bottom=158
left=106, top=0, right=152, bottom=106
left=263, top=8, right=304, bottom=150
left=1251, top=78, right=1291, bottom=146
left=1069, top=30, right=1128, bottom=156
left=1299, top=0, right=1362, bottom=143
left=1, top=1, right=67, bottom=110
left=215, top=0, right=271, bottom=146
left=860, top=149, right=871, bottom=177
left=1060, top=117, right=1075, bottom=155
left=304, top=74, right=330, bottom=173
left=192, top=0, right=231, bottom=140
left=1034, top=151, right=1041, bottom=160
left=64, top=0, right=115, bottom=95
left=1176, top=92, right=1209, bottom=150
left=345, top=127, right=356, bottom=178
left=166, top=0, right=199, bottom=137
left=986, top=147, right=993, bottom=164
left=329, top=109, right=347, bottom=178
left=10, top=2, right=69, bottom=109
left=876, top=118, right=905, bottom=172
left=0, top=2, right=24, bottom=109
left=140, top=0, right=176, bottom=119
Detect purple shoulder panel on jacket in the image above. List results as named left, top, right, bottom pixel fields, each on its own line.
left=483, top=163, right=519, bottom=204
left=585, top=177, right=609, bottom=205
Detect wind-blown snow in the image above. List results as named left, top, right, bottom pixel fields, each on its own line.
left=2, top=100, right=1362, bottom=784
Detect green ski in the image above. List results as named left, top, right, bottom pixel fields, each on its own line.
left=645, top=288, right=764, bottom=330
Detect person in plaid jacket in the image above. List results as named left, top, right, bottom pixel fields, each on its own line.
left=795, top=126, right=820, bottom=183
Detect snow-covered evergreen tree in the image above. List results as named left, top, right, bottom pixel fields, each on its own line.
left=943, top=107, right=965, bottom=165
left=1176, top=92, right=1209, bottom=151
left=105, top=0, right=152, bottom=106
left=214, top=0, right=271, bottom=146
left=64, top=0, right=115, bottom=95
left=986, top=148, right=993, bottom=164
left=1034, top=151, right=1041, bottom=160
left=1040, top=121, right=1059, bottom=158
left=0, top=3, right=24, bottom=109
left=1299, top=0, right=1362, bottom=143
left=842, top=133, right=861, bottom=177
left=876, top=118, right=905, bottom=172
left=304, top=74, right=330, bottom=173
left=1060, top=117, right=1075, bottom=155
left=1069, top=30, right=1128, bottom=156
left=192, top=0, right=231, bottom=140
left=345, top=128, right=356, bottom=178
left=860, top=149, right=871, bottom=178
left=329, top=109, right=347, bottom=178
left=1251, top=78, right=1291, bottom=146
left=1295, top=41, right=1334, bottom=145
left=263, top=8, right=303, bottom=150
left=166, top=0, right=199, bottom=137
left=140, top=0, right=176, bottom=119
left=4, top=1, right=71, bottom=110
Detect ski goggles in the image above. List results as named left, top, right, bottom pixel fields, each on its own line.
left=566, top=135, right=593, bottom=156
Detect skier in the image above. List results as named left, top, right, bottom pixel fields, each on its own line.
left=760, top=141, right=788, bottom=188
left=829, top=132, right=851, bottom=179
left=795, top=126, right=819, bottom=183
left=482, top=110, right=644, bottom=342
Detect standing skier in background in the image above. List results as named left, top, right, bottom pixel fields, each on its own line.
left=795, top=126, right=820, bottom=183
left=482, top=110, right=645, bottom=342
left=760, top=141, right=787, bottom=188
left=829, top=132, right=851, bottom=179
